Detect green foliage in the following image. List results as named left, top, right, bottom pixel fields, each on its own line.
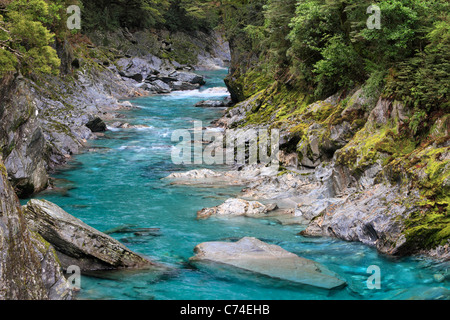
left=313, top=35, right=364, bottom=97
left=0, top=47, right=17, bottom=74
left=261, top=0, right=296, bottom=69
left=408, top=109, right=427, bottom=135
left=80, top=0, right=219, bottom=32
left=80, top=0, right=170, bottom=30
left=385, top=16, right=450, bottom=112
left=164, top=0, right=219, bottom=31
left=287, top=0, right=339, bottom=88
left=0, top=0, right=63, bottom=77
left=7, top=0, right=65, bottom=29
left=224, top=0, right=449, bottom=122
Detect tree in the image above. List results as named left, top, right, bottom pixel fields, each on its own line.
left=0, top=0, right=62, bottom=77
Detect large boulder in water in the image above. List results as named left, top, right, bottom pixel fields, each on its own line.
left=24, top=199, right=157, bottom=271
left=190, top=237, right=346, bottom=290
left=117, top=57, right=158, bottom=82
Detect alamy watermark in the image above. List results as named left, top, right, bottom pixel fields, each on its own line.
left=67, top=5, right=81, bottom=30
left=171, top=122, right=280, bottom=168
left=67, top=265, right=81, bottom=291
left=367, top=265, right=381, bottom=290
left=367, top=5, right=381, bottom=30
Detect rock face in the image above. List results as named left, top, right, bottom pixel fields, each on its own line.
left=0, top=161, right=72, bottom=300
left=116, top=56, right=207, bottom=94
left=0, top=74, right=49, bottom=198
left=24, top=199, right=156, bottom=271
left=191, top=237, right=346, bottom=290
left=300, top=183, right=416, bottom=256
left=0, top=61, right=145, bottom=198
left=210, top=66, right=450, bottom=259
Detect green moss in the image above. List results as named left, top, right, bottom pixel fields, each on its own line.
left=386, top=138, right=450, bottom=253
left=336, top=147, right=358, bottom=167
left=401, top=205, right=450, bottom=252
left=335, top=116, right=418, bottom=178
left=239, top=80, right=311, bottom=129
left=0, top=162, right=7, bottom=178
left=303, top=101, right=335, bottom=123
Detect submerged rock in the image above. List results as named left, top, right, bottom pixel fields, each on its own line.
left=24, top=199, right=157, bottom=271
left=104, top=225, right=161, bottom=237
left=391, top=287, right=450, bottom=300
left=190, top=237, right=346, bottom=290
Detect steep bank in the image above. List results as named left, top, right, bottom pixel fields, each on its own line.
left=31, top=68, right=449, bottom=300
left=216, top=72, right=449, bottom=260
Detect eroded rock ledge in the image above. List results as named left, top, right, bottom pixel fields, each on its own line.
left=23, top=199, right=157, bottom=271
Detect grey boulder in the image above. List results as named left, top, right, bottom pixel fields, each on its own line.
left=0, top=161, right=72, bottom=300
left=190, top=237, right=346, bottom=290
left=150, top=80, right=172, bottom=94
left=169, top=71, right=205, bottom=85
left=85, top=117, right=107, bottom=133
left=197, top=198, right=276, bottom=220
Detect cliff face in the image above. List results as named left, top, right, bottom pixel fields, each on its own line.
left=0, top=160, right=72, bottom=300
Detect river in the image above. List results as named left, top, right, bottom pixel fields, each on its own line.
left=27, top=69, right=449, bottom=300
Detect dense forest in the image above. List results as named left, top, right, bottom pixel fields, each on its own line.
left=1, top=0, right=448, bottom=124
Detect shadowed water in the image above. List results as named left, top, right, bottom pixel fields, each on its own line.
left=27, top=69, right=450, bottom=300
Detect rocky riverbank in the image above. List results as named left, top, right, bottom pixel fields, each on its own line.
left=165, top=85, right=449, bottom=261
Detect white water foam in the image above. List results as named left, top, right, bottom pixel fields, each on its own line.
left=169, top=87, right=230, bottom=99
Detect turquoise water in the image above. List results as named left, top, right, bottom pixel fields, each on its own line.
left=29, top=69, right=449, bottom=300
